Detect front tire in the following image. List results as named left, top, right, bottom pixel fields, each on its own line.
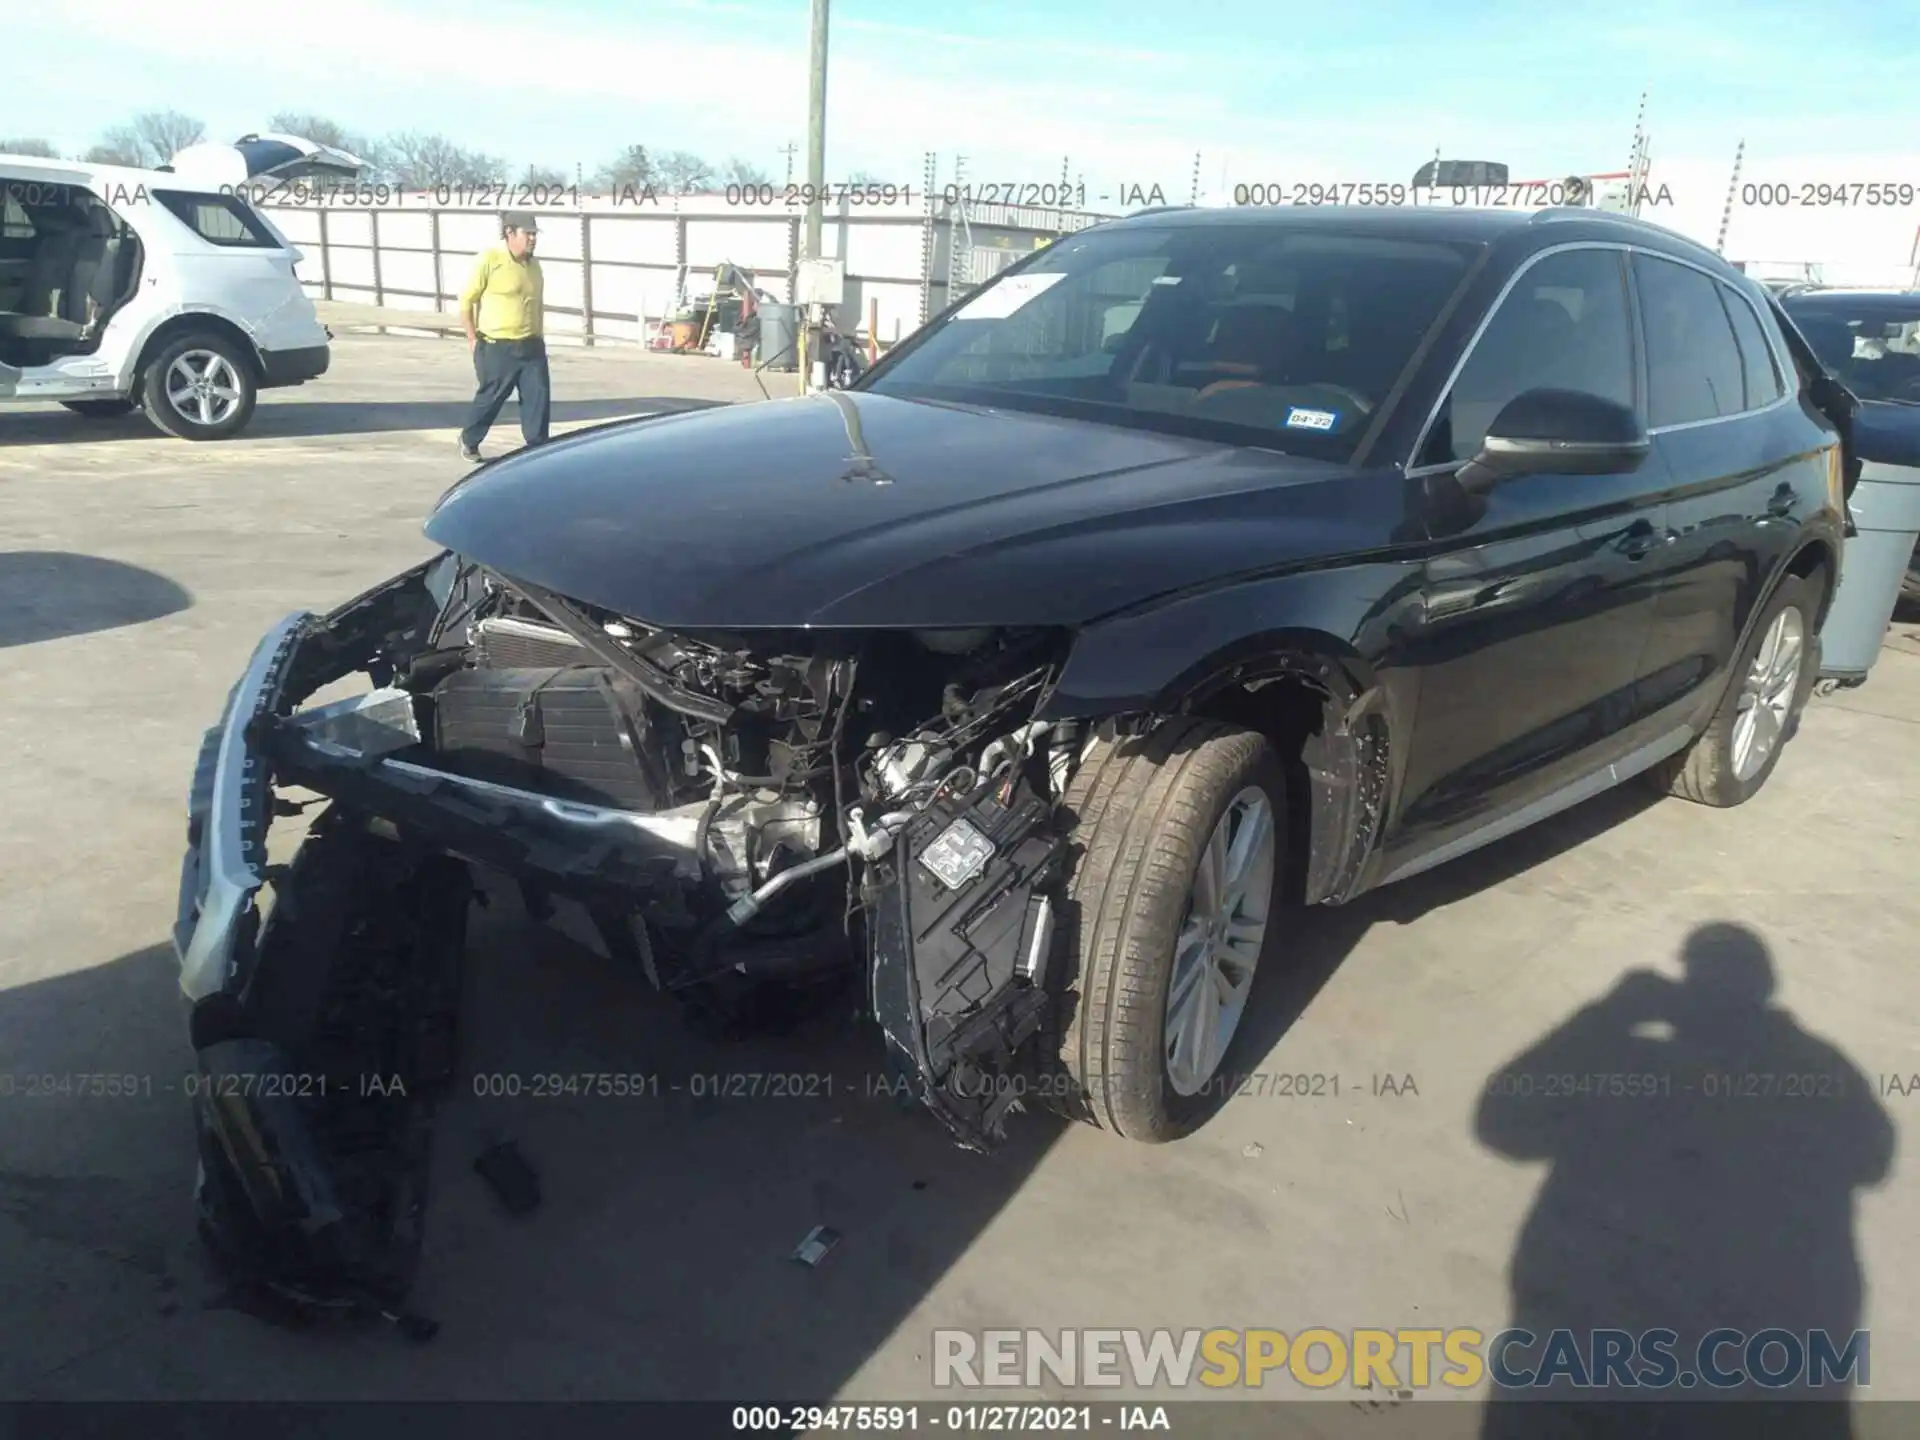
left=1647, top=573, right=1822, bottom=807
left=1048, top=718, right=1285, bottom=1142
left=61, top=398, right=137, bottom=418
left=141, top=333, right=258, bottom=440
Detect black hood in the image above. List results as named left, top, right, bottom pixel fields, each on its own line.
left=423, top=392, right=1363, bottom=628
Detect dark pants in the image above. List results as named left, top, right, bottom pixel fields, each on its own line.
left=461, top=336, right=550, bottom=450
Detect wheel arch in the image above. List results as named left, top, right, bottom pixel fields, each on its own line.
left=132, top=312, right=265, bottom=387
left=1152, top=630, right=1394, bottom=909
left=1784, top=534, right=1839, bottom=631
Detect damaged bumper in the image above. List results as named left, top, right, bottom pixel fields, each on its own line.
left=169, top=556, right=1087, bottom=1317
left=173, top=611, right=313, bottom=1004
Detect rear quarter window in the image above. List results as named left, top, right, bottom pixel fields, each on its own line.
left=1719, top=285, right=1787, bottom=409
left=152, top=190, right=279, bottom=249
left=2, top=188, right=34, bottom=238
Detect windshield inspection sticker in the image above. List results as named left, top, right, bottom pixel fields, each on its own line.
left=953, top=271, right=1067, bottom=320
left=1284, top=407, right=1340, bottom=431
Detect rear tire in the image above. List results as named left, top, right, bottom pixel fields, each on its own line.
left=61, top=398, right=137, bottom=418
left=1900, top=541, right=1920, bottom=606
left=141, top=332, right=258, bottom=440
left=1046, top=718, right=1285, bottom=1142
left=1646, top=573, right=1822, bottom=807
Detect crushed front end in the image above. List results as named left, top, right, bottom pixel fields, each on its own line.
left=172, top=552, right=1088, bottom=1316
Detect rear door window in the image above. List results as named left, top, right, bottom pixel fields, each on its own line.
left=1634, top=254, right=1746, bottom=427
left=152, top=190, right=280, bottom=249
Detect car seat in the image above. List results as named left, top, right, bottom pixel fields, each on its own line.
left=1197, top=304, right=1303, bottom=398
left=66, top=205, right=123, bottom=331
left=0, top=204, right=88, bottom=343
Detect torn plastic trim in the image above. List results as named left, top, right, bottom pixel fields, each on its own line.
left=1292, top=681, right=1391, bottom=907
left=282, top=553, right=455, bottom=700
left=174, top=610, right=314, bottom=1002
left=1223, top=653, right=1390, bottom=908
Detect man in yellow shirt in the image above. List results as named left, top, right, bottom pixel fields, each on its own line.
left=458, top=212, right=548, bottom=461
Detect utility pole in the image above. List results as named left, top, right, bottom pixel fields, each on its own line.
left=1716, top=139, right=1745, bottom=256
left=779, top=142, right=798, bottom=185
left=803, top=0, right=830, bottom=262
left=797, top=0, right=831, bottom=393
left=1190, top=151, right=1202, bottom=206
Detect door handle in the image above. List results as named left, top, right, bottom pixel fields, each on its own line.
left=1617, top=519, right=1659, bottom=560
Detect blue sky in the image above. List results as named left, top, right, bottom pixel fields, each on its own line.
left=9, top=0, right=1920, bottom=199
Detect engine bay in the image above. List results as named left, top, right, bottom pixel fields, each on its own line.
left=186, top=552, right=1097, bottom=1322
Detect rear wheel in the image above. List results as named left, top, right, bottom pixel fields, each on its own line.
left=61, top=398, right=137, bottom=418
left=1046, top=718, right=1284, bottom=1142
left=141, top=333, right=258, bottom=440
left=1647, top=573, right=1822, bottom=807
left=1900, top=540, right=1920, bottom=606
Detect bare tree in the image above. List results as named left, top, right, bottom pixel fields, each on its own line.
left=519, top=163, right=568, bottom=189
left=1, top=138, right=61, bottom=158
left=132, top=110, right=206, bottom=167
left=383, top=132, right=503, bottom=188
left=83, top=128, right=146, bottom=167
left=594, top=144, right=652, bottom=191
left=653, top=150, right=716, bottom=194
left=722, top=156, right=772, bottom=187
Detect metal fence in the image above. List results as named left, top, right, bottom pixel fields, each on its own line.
left=261, top=193, right=1107, bottom=347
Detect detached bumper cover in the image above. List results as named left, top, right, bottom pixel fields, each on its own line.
left=172, top=611, right=315, bottom=1002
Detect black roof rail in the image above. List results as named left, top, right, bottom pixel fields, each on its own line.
left=1529, top=205, right=1640, bottom=225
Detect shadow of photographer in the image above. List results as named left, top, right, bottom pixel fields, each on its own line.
left=1475, top=922, right=1895, bottom=1437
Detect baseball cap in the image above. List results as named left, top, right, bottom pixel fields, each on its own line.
left=502, top=211, right=539, bottom=234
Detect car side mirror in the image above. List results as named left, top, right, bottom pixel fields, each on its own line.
left=1456, top=388, right=1650, bottom=495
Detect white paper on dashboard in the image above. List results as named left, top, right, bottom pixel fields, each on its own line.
left=952, top=272, right=1067, bottom=320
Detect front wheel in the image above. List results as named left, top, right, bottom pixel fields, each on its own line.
left=1646, top=572, right=1822, bottom=807
left=61, top=398, right=137, bottom=418
left=1046, top=718, right=1285, bottom=1142
left=142, top=333, right=258, bottom=440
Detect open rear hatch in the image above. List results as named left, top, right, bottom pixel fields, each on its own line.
left=167, top=133, right=366, bottom=190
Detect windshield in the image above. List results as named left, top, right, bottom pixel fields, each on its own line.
left=1785, top=299, right=1920, bottom=405
left=864, top=222, right=1480, bottom=460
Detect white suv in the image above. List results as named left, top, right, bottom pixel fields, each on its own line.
left=0, top=135, right=359, bottom=440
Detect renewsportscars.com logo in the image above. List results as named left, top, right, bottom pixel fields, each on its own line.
left=931, top=1327, right=1870, bottom=1392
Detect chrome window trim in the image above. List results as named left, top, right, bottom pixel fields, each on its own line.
left=1404, top=239, right=1796, bottom=473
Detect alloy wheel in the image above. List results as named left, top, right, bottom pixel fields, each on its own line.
left=166, top=350, right=244, bottom=428
left=1731, top=606, right=1806, bottom=781
left=1165, top=786, right=1274, bottom=1097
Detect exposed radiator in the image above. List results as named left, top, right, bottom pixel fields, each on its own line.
left=473, top=615, right=586, bottom=670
